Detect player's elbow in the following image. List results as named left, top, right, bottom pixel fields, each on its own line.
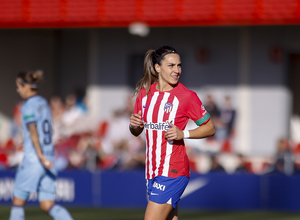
left=209, top=126, right=216, bottom=137
left=206, top=120, right=216, bottom=137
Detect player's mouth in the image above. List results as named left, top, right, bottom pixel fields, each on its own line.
left=171, top=74, right=180, bottom=80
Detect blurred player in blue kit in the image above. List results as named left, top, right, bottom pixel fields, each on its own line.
left=9, top=70, right=73, bottom=220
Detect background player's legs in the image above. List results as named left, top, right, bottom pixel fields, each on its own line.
left=12, top=196, right=27, bottom=206
left=167, top=205, right=178, bottom=220
left=48, top=204, right=74, bottom=220
left=144, top=200, right=178, bottom=220
left=9, top=196, right=27, bottom=220
left=39, top=191, right=73, bottom=220
left=39, top=199, right=55, bottom=212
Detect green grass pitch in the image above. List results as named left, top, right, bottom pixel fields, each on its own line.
left=1, top=206, right=300, bottom=220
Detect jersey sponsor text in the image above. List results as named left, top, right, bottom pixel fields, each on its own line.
left=143, top=120, right=173, bottom=131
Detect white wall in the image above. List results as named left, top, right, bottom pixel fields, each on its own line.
left=86, top=85, right=134, bottom=122
left=249, top=86, right=291, bottom=156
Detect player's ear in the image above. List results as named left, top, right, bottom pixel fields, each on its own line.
left=154, top=63, right=161, bottom=73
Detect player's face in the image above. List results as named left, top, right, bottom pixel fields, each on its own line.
left=156, top=53, right=181, bottom=88
left=16, top=78, right=29, bottom=99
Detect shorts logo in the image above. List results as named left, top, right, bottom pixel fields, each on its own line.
left=164, top=103, right=173, bottom=113
left=153, top=182, right=166, bottom=191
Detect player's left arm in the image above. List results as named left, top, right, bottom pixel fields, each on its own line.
left=165, top=91, right=215, bottom=141
left=185, top=119, right=215, bottom=139
left=28, top=123, right=53, bottom=169
left=165, top=119, right=215, bottom=141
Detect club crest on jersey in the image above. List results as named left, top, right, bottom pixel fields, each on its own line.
left=164, top=103, right=173, bottom=113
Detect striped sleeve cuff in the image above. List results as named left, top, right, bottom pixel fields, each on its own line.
left=195, top=113, right=211, bottom=126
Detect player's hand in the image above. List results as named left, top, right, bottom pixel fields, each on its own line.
left=130, top=110, right=144, bottom=128
left=40, top=156, right=53, bottom=169
left=164, top=122, right=184, bottom=140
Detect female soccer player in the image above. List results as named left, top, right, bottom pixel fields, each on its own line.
left=129, top=46, right=216, bottom=220
left=9, top=70, right=73, bottom=220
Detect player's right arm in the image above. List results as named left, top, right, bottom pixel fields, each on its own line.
left=28, top=123, right=53, bottom=169
left=130, top=91, right=145, bottom=137
left=129, top=110, right=144, bottom=136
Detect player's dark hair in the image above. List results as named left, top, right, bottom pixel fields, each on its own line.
left=134, top=46, right=178, bottom=95
left=17, top=70, right=43, bottom=90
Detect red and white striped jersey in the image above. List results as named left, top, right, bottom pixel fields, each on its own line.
left=134, top=82, right=211, bottom=179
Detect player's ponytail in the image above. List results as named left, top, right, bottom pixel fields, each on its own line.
left=134, top=46, right=178, bottom=96
left=134, top=49, right=157, bottom=96
left=17, top=70, right=44, bottom=90
left=135, top=49, right=158, bottom=95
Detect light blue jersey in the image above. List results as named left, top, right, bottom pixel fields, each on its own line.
left=21, top=95, right=54, bottom=163
left=14, top=95, right=57, bottom=196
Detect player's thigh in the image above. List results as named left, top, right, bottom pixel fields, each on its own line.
left=12, top=196, right=27, bottom=206
left=144, top=200, right=174, bottom=220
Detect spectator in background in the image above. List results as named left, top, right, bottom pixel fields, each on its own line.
left=68, top=135, right=92, bottom=170
left=234, top=154, right=249, bottom=174
left=10, top=102, right=23, bottom=146
left=264, top=138, right=294, bottom=175
left=204, top=95, right=226, bottom=141
left=73, top=88, right=87, bottom=113
left=61, top=93, right=85, bottom=127
left=49, top=96, right=65, bottom=144
left=122, top=93, right=135, bottom=117
left=209, top=154, right=226, bottom=173
left=61, top=89, right=96, bottom=137
left=49, top=96, right=69, bottom=171
left=7, top=102, right=24, bottom=169
left=206, top=95, right=236, bottom=141
left=101, top=107, right=146, bottom=170
left=204, top=94, right=220, bottom=120
left=219, top=96, right=235, bottom=138
left=274, top=138, right=294, bottom=175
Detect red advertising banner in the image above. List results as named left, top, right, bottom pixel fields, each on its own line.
left=0, top=0, right=299, bottom=28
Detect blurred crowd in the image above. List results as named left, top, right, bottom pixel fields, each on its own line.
left=185, top=94, right=300, bottom=176
left=0, top=89, right=146, bottom=172
left=0, top=90, right=299, bottom=176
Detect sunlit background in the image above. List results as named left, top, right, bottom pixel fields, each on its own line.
left=1, top=0, right=300, bottom=217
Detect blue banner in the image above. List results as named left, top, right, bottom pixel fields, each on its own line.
left=0, top=170, right=300, bottom=211
left=180, top=173, right=261, bottom=210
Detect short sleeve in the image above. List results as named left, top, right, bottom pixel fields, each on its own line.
left=22, top=104, right=36, bottom=125
left=186, top=92, right=211, bottom=126
left=133, top=90, right=144, bottom=114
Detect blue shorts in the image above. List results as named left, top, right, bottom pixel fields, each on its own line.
left=13, top=159, right=57, bottom=201
left=146, top=175, right=189, bottom=208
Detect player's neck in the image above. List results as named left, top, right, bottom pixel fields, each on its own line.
left=25, top=91, right=38, bottom=99
left=156, top=81, right=177, bottom=92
